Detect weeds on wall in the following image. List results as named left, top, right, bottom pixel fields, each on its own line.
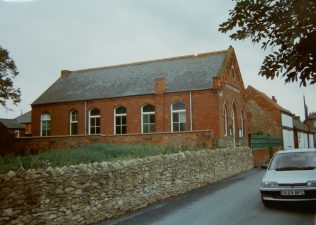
left=0, top=143, right=201, bottom=174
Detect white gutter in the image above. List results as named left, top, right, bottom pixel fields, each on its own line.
left=84, top=100, right=87, bottom=134
left=190, top=91, right=193, bottom=131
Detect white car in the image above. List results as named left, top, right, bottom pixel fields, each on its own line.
left=260, top=148, right=316, bottom=206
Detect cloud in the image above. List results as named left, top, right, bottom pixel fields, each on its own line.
left=2, top=0, right=35, bottom=2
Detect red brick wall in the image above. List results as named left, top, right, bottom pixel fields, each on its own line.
left=252, top=147, right=278, bottom=167
left=14, top=131, right=213, bottom=154
left=32, top=92, right=207, bottom=136
left=32, top=89, right=247, bottom=141
left=32, top=91, right=221, bottom=136
left=214, top=51, right=248, bottom=146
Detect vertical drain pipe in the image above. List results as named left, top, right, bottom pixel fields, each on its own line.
left=190, top=91, right=193, bottom=131
left=84, top=100, right=87, bottom=134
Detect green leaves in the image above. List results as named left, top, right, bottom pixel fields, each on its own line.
left=0, top=45, right=21, bottom=108
left=219, top=0, right=316, bottom=86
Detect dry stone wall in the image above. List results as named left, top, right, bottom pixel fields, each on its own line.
left=0, top=147, right=253, bottom=225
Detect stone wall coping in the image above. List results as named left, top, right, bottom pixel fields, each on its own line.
left=16, top=130, right=213, bottom=140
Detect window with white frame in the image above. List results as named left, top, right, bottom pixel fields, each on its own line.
left=114, top=106, right=126, bottom=134
left=223, top=105, right=228, bottom=136
left=89, top=108, right=100, bottom=134
left=142, top=104, right=155, bottom=133
left=41, top=113, right=51, bottom=136
left=70, top=110, right=78, bottom=135
left=171, top=102, right=186, bottom=132
left=239, top=110, right=244, bottom=137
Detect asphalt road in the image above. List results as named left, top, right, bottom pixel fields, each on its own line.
left=96, top=169, right=316, bottom=225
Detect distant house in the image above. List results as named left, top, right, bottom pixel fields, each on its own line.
left=305, top=112, right=316, bottom=147
left=0, top=118, right=25, bottom=138
left=31, top=47, right=248, bottom=147
left=293, top=116, right=313, bottom=148
left=15, top=111, right=32, bottom=136
left=247, top=86, right=295, bottom=150
left=0, top=111, right=32, bottom=154
left=0, top=118, right=25, bottom=154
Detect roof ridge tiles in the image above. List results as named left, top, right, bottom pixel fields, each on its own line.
left=67, top=50, right=228, bottom=75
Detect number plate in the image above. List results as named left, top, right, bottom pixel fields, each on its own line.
left=280, top=190, right=305, bottom=196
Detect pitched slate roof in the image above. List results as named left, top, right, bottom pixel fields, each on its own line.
left=15, top=111, right=32, bottom=124
left=0, top=119, right=24, bottom=129
left=293, top=118, right=309, bottom=132
left=32, top=49, right=230, bottom=105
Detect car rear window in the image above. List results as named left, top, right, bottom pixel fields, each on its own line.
left=269, top=152, right=316, bottom=171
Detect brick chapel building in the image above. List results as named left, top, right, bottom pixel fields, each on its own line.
left=31, top=47, right=248, bottom=147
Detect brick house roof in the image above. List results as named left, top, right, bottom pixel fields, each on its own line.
left=15, top=111, right=32, bottom=124
left=0, top=119, right=24, bottom=129
left=293, top=117, right=309, bottom=132
left=32, top=48, right=231, bottom=105
left=246, top=85, right=292, bottom=115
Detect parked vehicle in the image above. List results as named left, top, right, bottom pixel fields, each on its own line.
left=260, top=149, right=316, bottom=206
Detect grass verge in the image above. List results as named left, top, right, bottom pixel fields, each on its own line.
left=0, top=143, right=201, bottom=174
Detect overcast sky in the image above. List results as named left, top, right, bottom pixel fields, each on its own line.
left=0, top=0, right=315, bottom=120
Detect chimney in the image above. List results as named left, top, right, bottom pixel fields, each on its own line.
left=272, top=96, right=277, bottom=103
left=155, top=78, right=167, bottom=95
left=61, top=70, right=71, bottom=77
left=212, top=77, right=223, bottom=90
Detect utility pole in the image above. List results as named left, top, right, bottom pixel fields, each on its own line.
left=303, top=95, right=308, bottom=121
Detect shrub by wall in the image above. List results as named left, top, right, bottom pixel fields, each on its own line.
left=0, top=146, right=253, bottom=225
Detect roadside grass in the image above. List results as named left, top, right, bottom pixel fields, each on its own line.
left=0, top=143, right=201, bottom=174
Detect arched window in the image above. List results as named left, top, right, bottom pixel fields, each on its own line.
left=171, top=102, right=186, bottom=132
left=142, top=104, right=155, bottom=133
left=232, top=103, right=237, bottom=146
left=41, top=113, right=51, bottom=136
left=239, top=110, right=244, bottom=137
left=89, top=108, right=100, bottom=134
left=114, top=106, right=127, bottom=134
left=70, top=110, right=78, bottom=135
left=223, top=105, right=228, bottom=136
